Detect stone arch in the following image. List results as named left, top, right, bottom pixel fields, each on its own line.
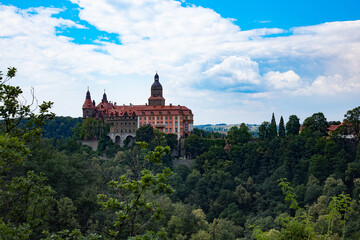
left=107, top=132, right=136, bottom=147
left=115, top=135, right=121, bottom=145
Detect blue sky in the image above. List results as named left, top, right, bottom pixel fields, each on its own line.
left=186, top=0, right=360, bottom=29
left=0, top=0, right=360, bottom=124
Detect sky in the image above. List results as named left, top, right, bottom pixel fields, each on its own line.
left=0, top=0, right=360, bottom=125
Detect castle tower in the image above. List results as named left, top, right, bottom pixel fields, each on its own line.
left=148, top=73, right=165, bottom=106
left=82, top=89, right=96, bottom=119
left=102, top=90, right=108, bottom=103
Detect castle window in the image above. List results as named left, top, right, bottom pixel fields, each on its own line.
left=139, top=117, right=141, bottom=120
left=151, top=112, right=154, bottom=115
left=165, top=117, right=167, bottom=120
left=169, top=117, right=172, bottom=120
left=159, top=111, right=162, bottom=115
left=165, top=128, right=168, bottom=132
left=142, top=112, right=145, bottom=115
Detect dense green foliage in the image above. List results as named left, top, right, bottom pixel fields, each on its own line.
left=344, top=106, right=360, bottom=138
left=278, top=116, right=285, bottom=138
left=227, top=123, right=252, bottom=145
left=286, top=115, right=300, bottom=136
left=42, top=117, right=83, bottom=139
left=2, top=67, right=360, bottom=239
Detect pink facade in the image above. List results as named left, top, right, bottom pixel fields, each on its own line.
left=83, top=73, right=194, bottom=140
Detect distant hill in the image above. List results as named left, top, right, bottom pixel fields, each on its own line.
left=194, top=123, right=260, bottom=136
left=42, top=116, right=82, bottom=139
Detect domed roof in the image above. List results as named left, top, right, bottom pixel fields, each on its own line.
left=151, top=73, right=162, bottom=89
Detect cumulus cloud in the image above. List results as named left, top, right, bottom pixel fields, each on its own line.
left=202, top=56, right=260, bottom=88
left=264, top=70, right=301, bottom=90
left=296, top=74, right=360, bottom=95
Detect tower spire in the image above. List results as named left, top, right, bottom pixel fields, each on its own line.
left=86, top=88, right=91, bottom=99
left=102, top=89, right=108, bottom=103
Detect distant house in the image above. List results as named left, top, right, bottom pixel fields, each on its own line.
left=327, top=122, right=356, bottom=139
left=299, top=125, right=305, bottom=133
left=299, top=122, right=355, bottom=139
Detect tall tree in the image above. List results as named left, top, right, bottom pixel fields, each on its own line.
left=286, top=115, right=300, bottom=135
left=81, top=118, right=102, bottom=140
left=98, top=143, right=173, bottom=239
left=0, top=67, right=54, bottom=140
left=258, top=121, right=269, bottom=140
left=136, top=124, right=155, bottom=144
left=279, top=116, right=285, bottom=138
left=268, top=113, right=277, bottom=138
left=184, top=134, right=207, bottom=158
left=227, top=123, right=251, bottom=145
left=302, top=112, right=329, bottom=136
left=344, top=106, right=360, bottom=138
left=0, top=67, right=55, bottom=238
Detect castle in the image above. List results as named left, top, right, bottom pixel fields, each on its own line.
left=82, top=73, right=194, bottom=146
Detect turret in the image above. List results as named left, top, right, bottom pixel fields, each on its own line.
left=102, top=90, right=108, bottom=103
left=148, top=73, right=165, bottom=106
left=82, top=88, right=97, bottom=119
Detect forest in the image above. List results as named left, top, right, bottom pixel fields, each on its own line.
left=1, top=67, right=360, bottom=239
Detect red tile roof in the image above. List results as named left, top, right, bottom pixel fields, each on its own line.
left=148, top=96, right=165, bottom=100
left=93, top=102, right=193, bottom=117
left=328, top=125, right=340, bottom=132
left=82, top=98, right=95, bottom=109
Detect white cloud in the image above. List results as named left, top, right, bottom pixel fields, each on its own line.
left=203, top=56, right=260, bottom=87
left=264, top=70, right=301, bottom=90
left=296, top=74, right=360, bottom=95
